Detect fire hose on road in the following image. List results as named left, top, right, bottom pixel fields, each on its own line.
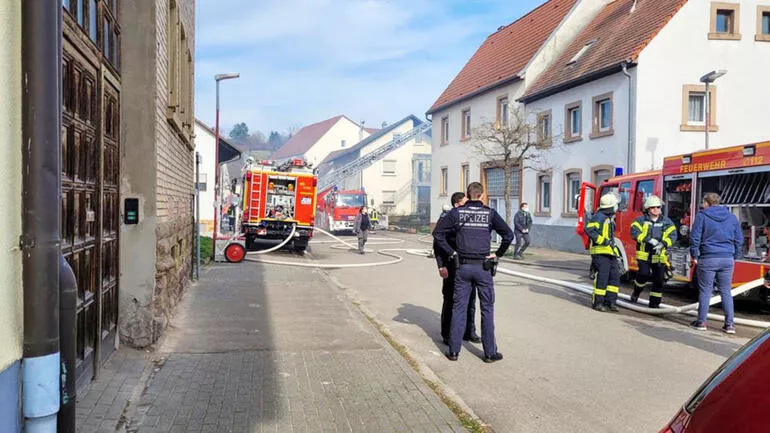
left=237, top=228, right=770, bottom=329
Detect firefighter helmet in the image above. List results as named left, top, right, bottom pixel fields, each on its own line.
left=643, top=195, right=663, bottom=210
left=599, top=193, right=619, bottom=210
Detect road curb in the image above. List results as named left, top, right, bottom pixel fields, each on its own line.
left=313, top=259, right=493, bottom=433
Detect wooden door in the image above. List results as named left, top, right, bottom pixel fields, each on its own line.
left=62, top=0, right=121, bottom=388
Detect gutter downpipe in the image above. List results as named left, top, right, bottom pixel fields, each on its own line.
left=622, top=61, right=636, bottom=173
left=21, top=0, right=62, bottom=432
left=58, top=255, right=77, bottom=432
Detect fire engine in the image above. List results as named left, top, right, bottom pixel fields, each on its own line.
left=577, top=140, right=770, bottom=304
left=315, top=186, right=368, bottom=233
left=238, top=158, right=317, bottom=256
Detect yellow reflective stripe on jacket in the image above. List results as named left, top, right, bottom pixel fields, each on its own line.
left=589, top=216, right=615, bottom=255
left=586, top=222, right=600, bottom=229
left=636, top=250, right=650, bottom=261
left=631, top=221, right=648, bottom=243
left=662, top=225, right=676, bottom=247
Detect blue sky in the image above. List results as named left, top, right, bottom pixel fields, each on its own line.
left=194, top=0, right=547, bottom=135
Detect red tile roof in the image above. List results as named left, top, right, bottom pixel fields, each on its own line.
left=365, top=128, right=380, bottom=134
left=521, top=0, right=687, bottom=102
left=271, top=115, right=353, bottom=158
left=427, top=0, right=577, bottom=114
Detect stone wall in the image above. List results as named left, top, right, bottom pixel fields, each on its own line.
left=151, top=0, right=196, bottom=342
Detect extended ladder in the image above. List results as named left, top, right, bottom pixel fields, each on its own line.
left=317, top=121, right=431, bottom=191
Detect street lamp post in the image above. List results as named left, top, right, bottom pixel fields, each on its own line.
left=212, top=72, right=239, bottom=260
left=699, top=70, right=726, bottom=150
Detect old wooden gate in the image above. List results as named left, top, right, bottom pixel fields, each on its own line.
left=61, top=0, right=121, bottom=389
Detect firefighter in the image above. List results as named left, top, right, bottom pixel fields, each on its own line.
left=586, top=194, right=622, bottom=312
left=630, top=195, right=677, bottom=308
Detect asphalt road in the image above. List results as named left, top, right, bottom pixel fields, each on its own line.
left=299, top=231, right=761, bottom=433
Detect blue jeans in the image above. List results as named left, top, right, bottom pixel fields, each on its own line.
left=696, top=257, right=735, bottom=326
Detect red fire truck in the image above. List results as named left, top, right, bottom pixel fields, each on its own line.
left=577, top=141, right=770, bottom=304
left=239, top=158, right=317, bottom=255
left=315, top=186, right=368, bottom=234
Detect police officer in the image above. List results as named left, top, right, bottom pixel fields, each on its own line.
left=433, top=192, right=481, bottom=346
left=630, top=195, right=677, bottom=308
left=433, top=182, right=514, bottom=363
left=586, top=194, right=622, bottom=312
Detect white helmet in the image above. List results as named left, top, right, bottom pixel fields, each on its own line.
left=599, top=193, right=619, bottom=210
left=442, top=204, right=452, bottom=212
left=643, top=195, right=663, bottom=210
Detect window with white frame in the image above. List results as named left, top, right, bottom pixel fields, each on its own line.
left=565, top=171, right=581, bottom=214
left=757, top=6, right=770, bottom=41
left=681, top=84, right=717, bottom=132
left=382, top=159, right=396, bottom=175
left=497, top=96, right=509, bottom=126
left=382, top=190, right=396, bottom=204
left=565, top=101, right=582, bottom=141
left=537, top=174, right=551, bottom=214
left=591, top=93, right=613, bottom=138
left=709, top=2, right=741, bottom=40
left=441, top=117, right=449, bottom=144
left=537, top=110, right=552, bottom=142
left=440, top=167, right=448, bottom=195
left=688, top=92, right=706, bottom=124
left=462, top=109, right=471, bottom=139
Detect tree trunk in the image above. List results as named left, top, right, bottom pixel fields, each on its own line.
left=503, top=163, right=513, bottom=226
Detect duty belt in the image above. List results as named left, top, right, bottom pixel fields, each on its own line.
left=460, top=258, right=485, bottom=265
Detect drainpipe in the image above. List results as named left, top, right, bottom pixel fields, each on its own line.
left=58, top=255, right=77, bottom=432
left=21, top=1, right=62, bottom=432
left=621, top=61, right=636, bottom=173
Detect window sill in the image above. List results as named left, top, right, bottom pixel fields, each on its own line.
left=564, top=136, right=583, bottom=144
left=439, top=193, right=448, bottom=197
left=561, top=212, right=578, bottom=218
left=167, top=108, right=194, bottom=149
left=534, top=211, right=551, bottom=217
left=680, top=124, right=719, bottom=132
left=590, top=129, right=614, bottom=139
left=382, top=173, right=397, bottom=177
left=756, top=34, right=770, bottom=42
left=440, top=142, right=449, bottom=146
left=460, top=137, right=471, bottom=142
left=708, top=32, right=741, bottom=40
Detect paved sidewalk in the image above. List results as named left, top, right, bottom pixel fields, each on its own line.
left=77, top=258, right=464, bottom=432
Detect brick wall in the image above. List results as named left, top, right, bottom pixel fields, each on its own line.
left=153, top=0, right=196, bottom=329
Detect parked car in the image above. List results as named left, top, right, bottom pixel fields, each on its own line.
left=660, top=327, right=770, bottom=432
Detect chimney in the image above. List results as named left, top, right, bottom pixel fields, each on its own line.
left=381, top=121, right=387, bottom=129
left=630, top=0, right=638, bottom=13
left=359, top=120, right=365, bottom=141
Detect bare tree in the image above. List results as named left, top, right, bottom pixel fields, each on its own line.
left=466, top=105, right=559, bottom=225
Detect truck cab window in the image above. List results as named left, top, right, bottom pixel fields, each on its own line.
left=618, top=182, right=631, bottom=212
left=664, top=179, right=693, bottom=247
left=634, top=180, right=655, bottom=212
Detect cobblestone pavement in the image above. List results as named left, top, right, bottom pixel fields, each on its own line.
left=78, top=258, right=464, bottom=432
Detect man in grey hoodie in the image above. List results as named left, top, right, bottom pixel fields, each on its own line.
left=689, top=193, right=743, bottom=334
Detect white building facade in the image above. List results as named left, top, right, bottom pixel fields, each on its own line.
left=519, top=0, right=770, bottom=252
left=427, top=0, right=608, bottom=226
left=194, top=120, right=241, bottom=236
left=319, top=115, right=432, bottom=216
left=271, top=115, right=371, bottom=167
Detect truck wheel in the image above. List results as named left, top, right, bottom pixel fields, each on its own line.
left=225, top=243, right=246, bottom=263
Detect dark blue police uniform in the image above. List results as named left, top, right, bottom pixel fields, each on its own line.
left=433, top=200, right=514, bottom=361
left=433, top=211, right=477, bottom=344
